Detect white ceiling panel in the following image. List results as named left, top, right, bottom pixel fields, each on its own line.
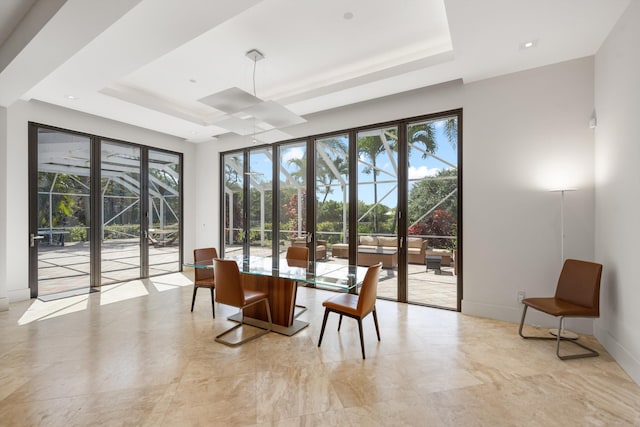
left=0, top=0, right=632, bottom=144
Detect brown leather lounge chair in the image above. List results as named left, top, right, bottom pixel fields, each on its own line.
left=518, top=259, right=603, bottom=360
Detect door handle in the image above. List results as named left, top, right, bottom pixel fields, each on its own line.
left=30, top=233, right=44, bottom=247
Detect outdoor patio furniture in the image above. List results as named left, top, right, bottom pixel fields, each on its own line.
left=424, top=248, right=453, bottom=266
left=358, top=247, right=398, bottom=269
left=426, top=255, right=442, bottom=274
left=332, top=236, right=431, bottom=265
left=291, top=237, right=327, bottom=260
left=148, top=229, right=178, bottom=247
left=331, top=243, right=349, bottom=258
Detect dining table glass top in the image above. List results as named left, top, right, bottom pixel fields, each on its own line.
left=185, top=256, right=368, bottom=291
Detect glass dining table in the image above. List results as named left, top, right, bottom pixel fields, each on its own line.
left=185, top=256, right=368, bottom=336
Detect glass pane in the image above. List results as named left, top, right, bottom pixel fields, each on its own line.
left=407, top=116, right=458, bottom=308
left=248, top=148, right=273, bottom=258
left=223, top=153, right=245, bottom=257
left=315, top=134, right=349, bottom=264
left=148, top=150, right=181, bottom=275
left=357, top=126, right=399, bottom=300
left=37, top=129, right=91, bottom=295
left=279, top=142, right=307, bottom=257
left=101, top=141, right=141, bottom=284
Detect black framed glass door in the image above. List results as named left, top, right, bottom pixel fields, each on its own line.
left=219, top=110, right=462, bottom=310
left=29, top=127, right=92, bottom=297
left=29, top=123, right=183, bottom=298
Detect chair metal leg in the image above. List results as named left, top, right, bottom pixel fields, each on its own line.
left=215, top=298, right=272, bottom=347
left=357, top=318, right=366, bottom=359
left=519, top=305, right=599, bottom=360
left=190, top=286, right=198, bottom=312
left=338, top=314, right=343, bottom=331
left=372, top=307, right=380, bottom=341
left=210, top=287, right=215, bottom=318
left=318, top=308, right=330, bottom=347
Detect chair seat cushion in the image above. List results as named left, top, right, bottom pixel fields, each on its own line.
left=244, top=289, right=268, bottom=305
left=195, top=279, right=215, bottom=288
left=524, top=297, right=598, bottom=317
left=323, top=293, right=359, bottom=316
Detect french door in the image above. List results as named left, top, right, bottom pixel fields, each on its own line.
left=28, top=123, right=182, bottom=298
left=220, top=110, right=461, bottom=310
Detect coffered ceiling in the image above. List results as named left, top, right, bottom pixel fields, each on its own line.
left=0, top=0, right=631, bottom=144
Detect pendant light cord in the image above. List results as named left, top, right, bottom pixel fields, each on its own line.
left=252, top=57, right=257, bottom=97
left=251, top=57, right=257, bottom=142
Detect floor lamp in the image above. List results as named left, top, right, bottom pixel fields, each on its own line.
left=549, top=188, right=578, bottom=339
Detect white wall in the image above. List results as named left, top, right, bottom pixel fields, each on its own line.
left=3, top=100, right=195, bottom=302
left=462, top=58, right=596, bottom=331
left=0, top=106, right=7, bottom=311
left=594, top=0, right=640, bottom=384
left=197, top=57, right=596, bottom=332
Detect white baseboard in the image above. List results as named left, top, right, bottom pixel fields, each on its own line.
left=461, top=299, right=594, bottom=334
left=462, top=299, right=521, bottom=323
left=595, top=323, right=640, bottom=385
left=0, top=297, right=7, bottom=311
left=8, top=287, right=30, bottom=303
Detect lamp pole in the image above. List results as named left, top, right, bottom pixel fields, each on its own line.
left=560, top=189, right=566, bottom=263
left=551, top=188, right=577, bottom=339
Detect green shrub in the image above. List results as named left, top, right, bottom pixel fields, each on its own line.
left=69, top=226, right=87, bottom=242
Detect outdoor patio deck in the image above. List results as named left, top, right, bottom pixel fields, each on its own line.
left=35, top=242, right=457, bottom=309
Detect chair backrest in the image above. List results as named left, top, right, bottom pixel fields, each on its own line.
left=356, top=263, right=382, bottom=316
left=286, top=246, right=309, bottom=268
left=213, top=259, right=245, bottom=308
left=555, top=259, right=603, bottom=315
left=193, top=247, right=218, bottom=282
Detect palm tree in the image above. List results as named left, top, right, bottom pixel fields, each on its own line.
left=358, top=134, right=392, bottom=233
left=408, top=117, right=458, bottom=157
left=316, top=138, right=348, bottom=204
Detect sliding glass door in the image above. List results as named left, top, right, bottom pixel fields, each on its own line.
left=357, top=126, right=399, bottom=300
left=219, top=110, right=462, bottom=310
left=315, top=134, right=349, bottom=264
left=406, top=116, right=459, bottom=309
left=248, top=148, right=273, bottom=259
left=222, top=153, right=245, bottom=257
left=101, top=141, right=141, bottom=285
left=31, top=128, right=92, bottom=296
left=148, top=149, right=181, bottom=275
left=279, top=141, right=307, bottom=257
left=29, top=123, right=183, bottom=297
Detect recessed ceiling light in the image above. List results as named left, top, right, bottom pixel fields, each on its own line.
left=65, top=94, right=78, bottom=100
left=520, top=40, right=537, bottom=50
left=343, top=12, right=354, bottom=20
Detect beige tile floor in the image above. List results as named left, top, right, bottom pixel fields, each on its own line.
left=1, top=272, right=638, bottom=426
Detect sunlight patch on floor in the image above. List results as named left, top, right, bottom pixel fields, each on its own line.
left=148, top=272, right=194, bottom=292
left=18, top=296, right=89, bottom=325
left=99, top=280, right=149, bottom=306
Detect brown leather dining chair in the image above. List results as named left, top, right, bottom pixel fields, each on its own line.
left=519, top=258, right=603, bottom=360
left=191, top=247, right=218, bottom=318
left=286, top=246, right=309, bottom=317
left=318, top=263, right=382, bottom=359
left=213, top=259, right=272, bottom=346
